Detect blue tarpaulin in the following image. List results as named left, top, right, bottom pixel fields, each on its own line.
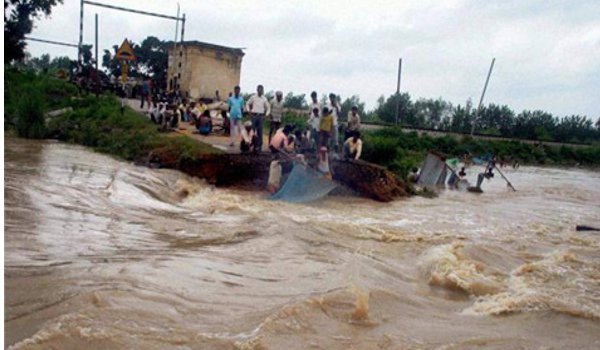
left=271, top=164, right=337, bottom=203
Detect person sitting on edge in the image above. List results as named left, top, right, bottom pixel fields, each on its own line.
left=269, top=125, right=293, bottom=154
left=220, top=110, right=231, bottom=135
left=319, top=107, right=333, bottom=148
left=179, top=99, right=188, bottom=122
left=149, top=101, right=161, bottom=124
left=343, top=131, right=363, bottom=160
left=169, top=104, right=181, bottom=129
left=197, top=110, right=212, bottom=135
left=240, top=121, right=259, bottom=154
left=294, top=129, right=311, bottom=154
left=193, top=99, right=207, bottom=121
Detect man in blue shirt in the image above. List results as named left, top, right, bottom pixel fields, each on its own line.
left=228, top=85, right=245, bottom=148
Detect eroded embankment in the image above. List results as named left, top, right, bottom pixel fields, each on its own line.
left=146, top=145, right=409, bottom=202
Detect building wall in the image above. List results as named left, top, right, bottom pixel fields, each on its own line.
left=168, top=45, right=242, bottom=100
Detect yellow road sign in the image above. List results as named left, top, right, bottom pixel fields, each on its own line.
left=116, top=39, right=136, bottom=61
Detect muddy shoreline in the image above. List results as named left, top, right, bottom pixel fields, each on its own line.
left=144, top=147, right=410, bottom=202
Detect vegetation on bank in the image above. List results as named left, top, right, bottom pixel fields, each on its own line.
left=5, top=68, right=220, bottom=164
left=5, top=69, right=600, bottom=182
left=360, top=127, right=600, bottom=178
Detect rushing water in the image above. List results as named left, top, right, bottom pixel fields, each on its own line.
left=4, top=137, right=600, bottom=349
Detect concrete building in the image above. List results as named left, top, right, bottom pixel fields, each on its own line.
left=167, top=41, right=244, bottom=100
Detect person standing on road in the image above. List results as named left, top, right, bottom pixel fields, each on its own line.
left=327, top=93, right=340, bottom=149
left=140, top=78, right=150, bottom=109
left=307, top=91, right=321, bottom=144
left=246, top=85, right=270, bottom=151
left=268, top=91, right=285, bottom=144
left=228, top=85, right=245, bottom=148
left=345, top=105, right=361, bottom=140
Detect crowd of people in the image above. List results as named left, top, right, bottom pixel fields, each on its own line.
left=135, top=82, right=367, bottom=194
left=139, top=83, right=365, bottom=159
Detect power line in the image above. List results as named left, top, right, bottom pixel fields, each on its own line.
left=83, top=1, right=184, bottom=21
left=25, top=36, right=82, bottom=48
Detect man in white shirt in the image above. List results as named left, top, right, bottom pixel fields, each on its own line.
left=268, top=91, right=285, bottom=144
left=345, top=105, right=361, bottom=140
left=343, top=131, right=363, bottom=160
left=307, top=91, right=321, bottom=143
left=327, top=93, right=340, bottom=150
left=246, top=84, right=270, bottom=151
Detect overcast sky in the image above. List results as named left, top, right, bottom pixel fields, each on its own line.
left=25, top=0, right=600, bottom=119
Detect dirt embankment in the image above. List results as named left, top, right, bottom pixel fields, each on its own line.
left=145, top=147, right=409, bottom=202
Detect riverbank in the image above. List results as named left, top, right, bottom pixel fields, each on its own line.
left=5, top=70, right=408, bottom=201
left=5, top=69, right=599, bottom=194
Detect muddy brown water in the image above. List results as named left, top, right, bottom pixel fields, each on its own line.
left=4, top=137, right=600, bottom=349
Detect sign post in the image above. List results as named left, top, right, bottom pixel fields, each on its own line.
left=116, top=38, right=136, bottom=83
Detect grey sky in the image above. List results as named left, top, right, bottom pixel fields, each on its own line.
left=26, top=0, right=600, bottom=119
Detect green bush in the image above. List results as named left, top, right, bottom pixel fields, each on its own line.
left=46, top=95, right=221, bottom=162
left=15, top=85, right=46, bottom=139
left=359, top=126, right=600, bottom=181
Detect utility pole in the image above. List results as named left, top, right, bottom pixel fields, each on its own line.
left=471, top=58, right=496, bottom=135
left=178, top=13, right=186, bottom=92
left=78, top=0, right=84, bottom=72
left=395, top=58, right=402, bottom=125
left=172, top=3, right=180, bottom=91
left=95, top=13, right=98, bottom=72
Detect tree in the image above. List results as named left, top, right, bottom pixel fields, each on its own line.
left=4, top=0, right=64, bottom=63
left=450, top=105, right=473, bottom=133
left=27, top=53, right=50, bottom=72
left=412, top=98, right=453, bottom=129
left=134, top=36, right=168, bottom=87
left=102, top=45, right=121, bottom=78
left=374, top=93, right=413, bottom=124
left=283, top=92, right=307, bottom=110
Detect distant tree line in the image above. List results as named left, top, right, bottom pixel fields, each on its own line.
left=370, top=93, right=600, bottom=144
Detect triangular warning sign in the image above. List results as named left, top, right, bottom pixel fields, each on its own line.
left=116, top=39, right=136, bottom=61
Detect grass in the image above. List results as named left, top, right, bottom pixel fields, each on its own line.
left=5, top=67, right=220, bottom=164
left=6, top=69, right=598, bottom=181
left=359, top=127, right=600, bottom=179
left=46, top=94, right=221, bottom=164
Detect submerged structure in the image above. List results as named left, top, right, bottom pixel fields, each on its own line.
left=167, top=41, right=244, bottom=100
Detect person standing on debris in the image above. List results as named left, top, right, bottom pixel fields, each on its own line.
left=345, top=105, right=361, bottom=140
left=343, top=131, right=363, bottom=160
left=269, top=91, right=285, bottom=144
left=307, top=91, right=321, bottom=143
left=228, top=86, right=245, bottom=148
left=327, top=93, right=340, bottom=149
left=246, top=85, right=270, bottom=152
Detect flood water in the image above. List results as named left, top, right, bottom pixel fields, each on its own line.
left=4, top=136, right=600, bottom=349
